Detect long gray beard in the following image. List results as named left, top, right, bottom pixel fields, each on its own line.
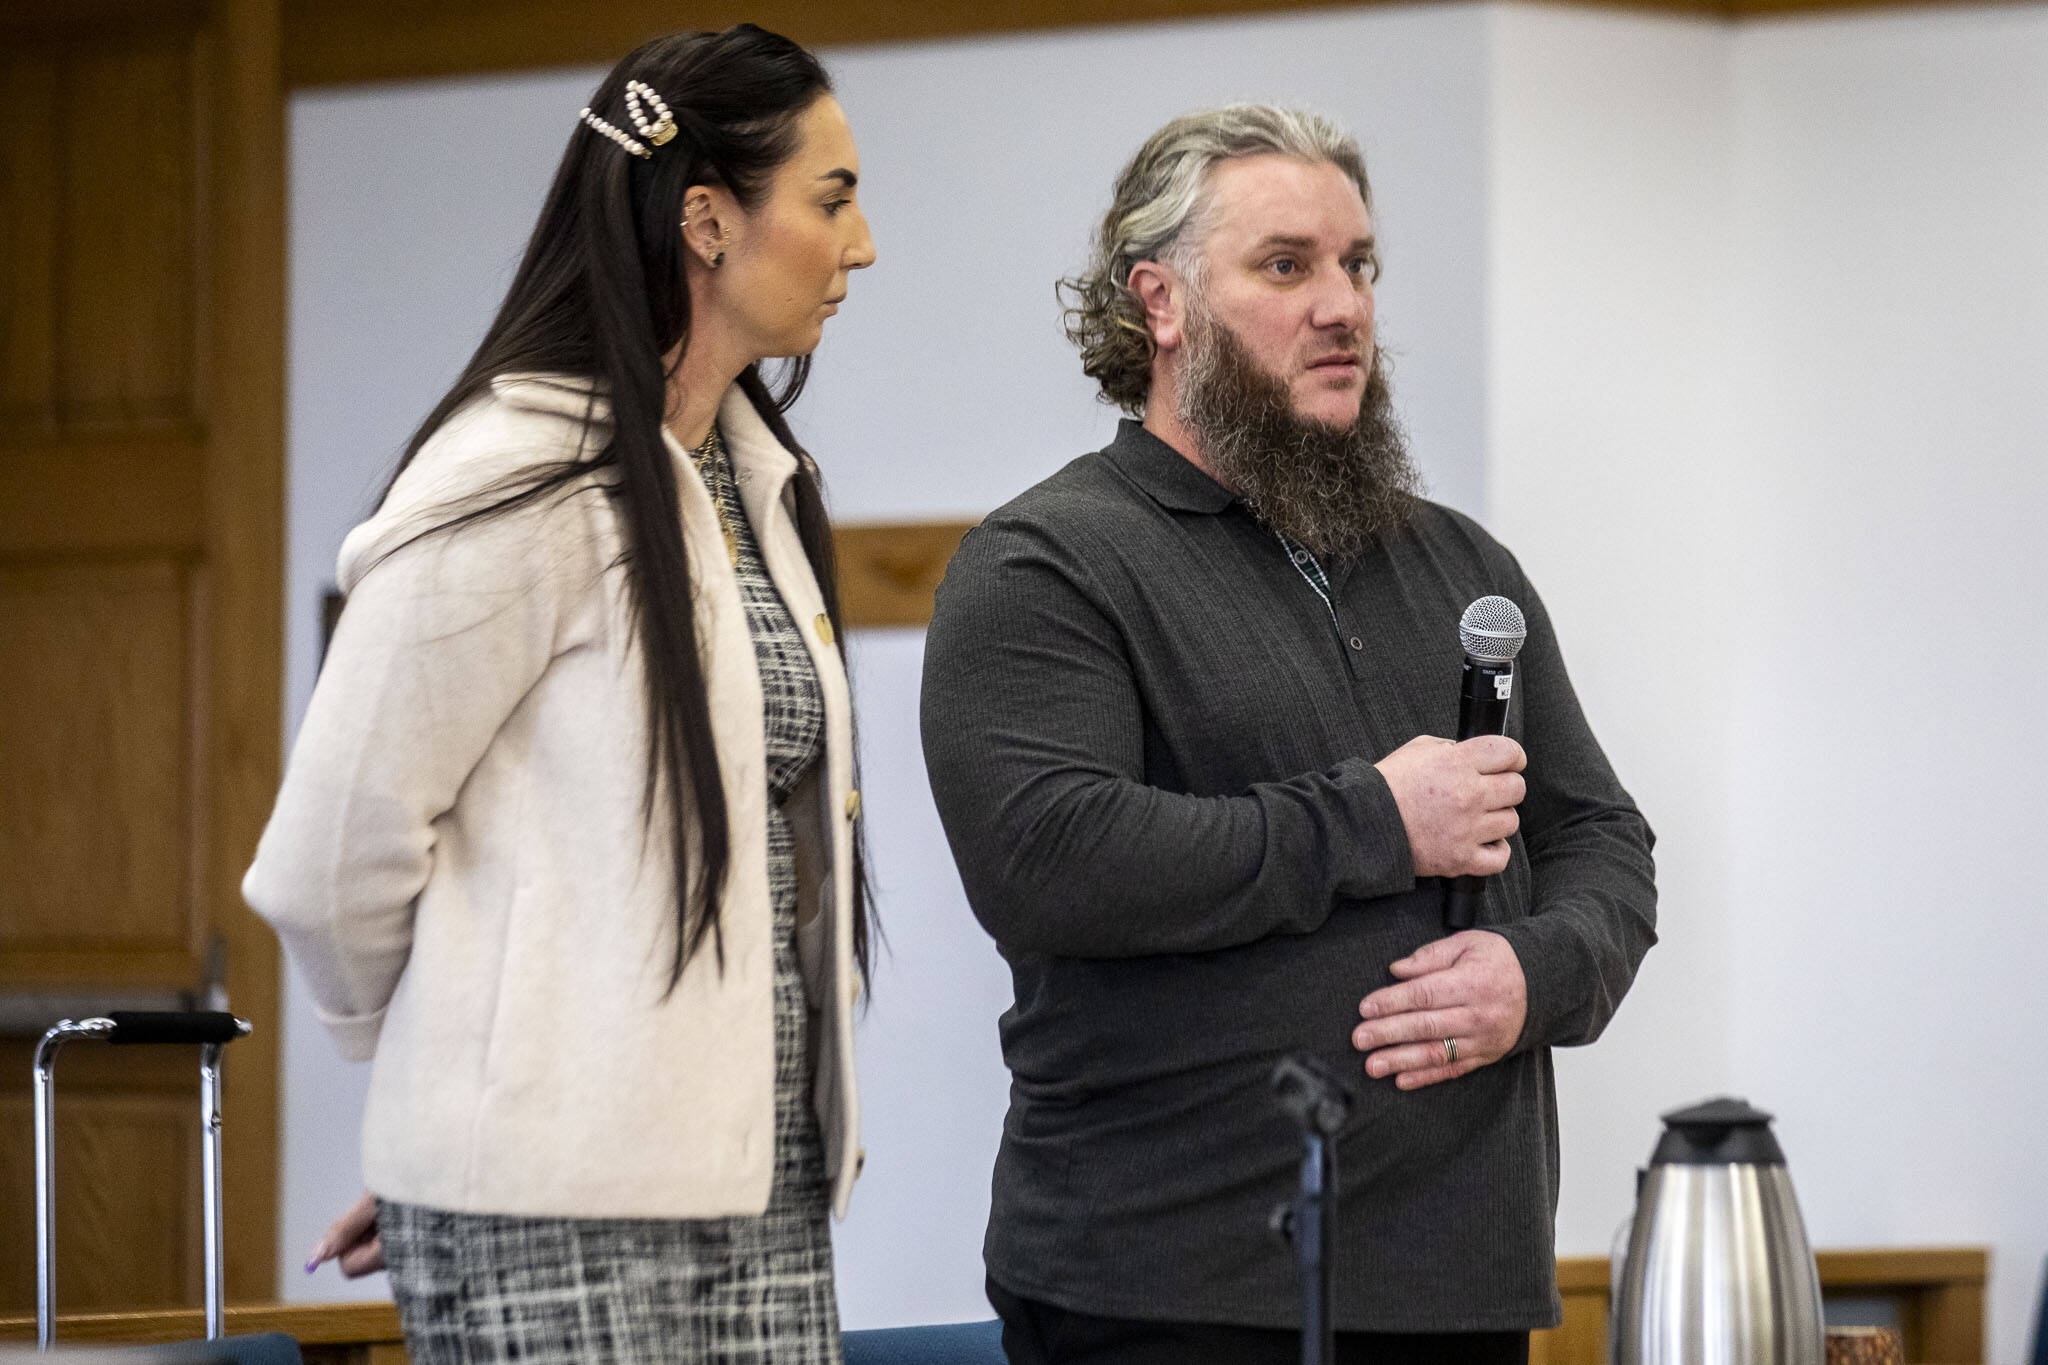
left=1175, top=309, right=1422, bottom=558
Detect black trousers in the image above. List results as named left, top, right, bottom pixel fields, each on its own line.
left=988, top=1279, right=1530, bottom=1365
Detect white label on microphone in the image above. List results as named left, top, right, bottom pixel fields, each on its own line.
left=1494, top=675, right=1514, bottom=701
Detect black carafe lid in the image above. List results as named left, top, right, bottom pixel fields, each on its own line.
left=1650, top=1096, right=1787, bottom=1166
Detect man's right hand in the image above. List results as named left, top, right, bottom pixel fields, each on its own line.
left=1375, top=735, right=1527, bottom=879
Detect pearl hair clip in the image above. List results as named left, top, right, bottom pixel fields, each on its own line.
left=578, top=79, right=678, bottom=160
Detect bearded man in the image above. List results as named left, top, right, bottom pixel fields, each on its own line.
left=920, top=106, right=1657, bottom=1365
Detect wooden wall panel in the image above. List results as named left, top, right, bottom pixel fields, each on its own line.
left=0, top=431, right=206, bottom=557
left=0, top=35, right=201, bottom=428
left=0, top=54, right=60, bottom=423
left=0, top=561, right=197, bottom=967
left=0, top=2, right=209, bottom=49
left=0, top=1071, right=201, bottom=1311
left=0, top=0, right=284, bottom=1312
left=54, top=39, right=198, bottom=426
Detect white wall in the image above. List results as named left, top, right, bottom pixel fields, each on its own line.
left=1727, top=9, right=2048, bottom=1357
left=1486, top=0, right=1744, bottom=1259
left=280, top=4, right=2048, bottom=1355
left=1487, top=5, right=2048, bottom=1356
left=797, top=10, right=1492, bottom=522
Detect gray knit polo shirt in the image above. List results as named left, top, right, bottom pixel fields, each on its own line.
left=920, top=420, right=1658, bottom=1334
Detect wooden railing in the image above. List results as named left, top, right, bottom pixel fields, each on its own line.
left=1, top=1247, right=1988, bottom=1365
left=0, top=1301, right=403, bottom=1364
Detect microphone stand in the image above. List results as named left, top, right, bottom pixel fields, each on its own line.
left=1271, top=1054, right=1353, bottom=1365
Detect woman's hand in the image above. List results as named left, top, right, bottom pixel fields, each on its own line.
left=305, top=1191, right=384, bottom=1278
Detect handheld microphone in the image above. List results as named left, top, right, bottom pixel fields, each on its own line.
left=1444, top=596, right=1527, bottom=930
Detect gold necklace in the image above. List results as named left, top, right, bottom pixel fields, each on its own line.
left=687, top=425, right=741, bottom=568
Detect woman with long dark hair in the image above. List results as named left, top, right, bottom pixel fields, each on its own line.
left=244, top=25, right=876, bottom=1362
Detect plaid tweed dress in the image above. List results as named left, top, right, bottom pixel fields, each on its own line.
left=377, top=425, right=841, bottom=1364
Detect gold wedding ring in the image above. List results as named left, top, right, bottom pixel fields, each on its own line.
left=1443, top=1038, right=1459, bottom=1064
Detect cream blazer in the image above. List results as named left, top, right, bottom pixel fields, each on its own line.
left=244, top=374, right=862, bottom=1219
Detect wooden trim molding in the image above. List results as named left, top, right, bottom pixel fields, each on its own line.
left=284, top=0, right=1383, bottom=88
left=1814, top=1247, right=1987, bottom=1364
left=0, top=1, right=209, bottom=48
left=11, top=0, right=2031, bottom=91
left=277, top=0, right=2026, bottom=89
left=0, top=1301, right=406, bottom=1364
left=833, top=520, right=978, bottom=631
left=0, top=1299, right=402, bottom=1346
left=199, top=0, right=290, bottom=1305
left=1542, top=1247, right=1988, bottom=1365
left=0, top=1248, right=1986, bottom=1365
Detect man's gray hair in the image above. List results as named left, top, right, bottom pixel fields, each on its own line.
left=1059, top=104, right=1374, bottom=414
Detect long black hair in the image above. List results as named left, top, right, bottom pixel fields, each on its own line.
left=385, top=25, right=872, bottom=992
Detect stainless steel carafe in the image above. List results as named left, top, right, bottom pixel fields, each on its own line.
left=1610, top=1097, right=1824, bottom=1365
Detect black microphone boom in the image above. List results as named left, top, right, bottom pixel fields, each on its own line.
left=1444, top=596, right=1527, bottom=931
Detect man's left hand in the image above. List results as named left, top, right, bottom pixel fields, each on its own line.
left=1352, top=931, right=1527, bottom=1089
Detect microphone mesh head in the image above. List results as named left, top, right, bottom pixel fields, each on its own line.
left=1459, top=596, right=1527, bottom=663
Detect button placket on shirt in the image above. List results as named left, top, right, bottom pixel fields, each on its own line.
left=1303, top=547, right=1402, bottom=750
left=1280, top=534, right=1369, bottom=679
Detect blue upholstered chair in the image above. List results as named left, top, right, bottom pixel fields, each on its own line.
left=842, top=1318, right=1007, bottom=1364
left=151, top=1337, right=303, bottom=1364
left=0, top=1339, right=301, bottom=1365
left=2030, top=1253, right=2048, bottom=1365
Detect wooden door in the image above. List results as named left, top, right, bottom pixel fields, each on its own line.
left=0, top=0, right=283, bottom=1312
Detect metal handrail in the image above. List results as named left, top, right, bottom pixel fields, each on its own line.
left=33, top=1012, right=252, bottom=1351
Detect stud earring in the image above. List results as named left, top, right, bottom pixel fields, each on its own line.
left=711, top=251, right=725, bottom=268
